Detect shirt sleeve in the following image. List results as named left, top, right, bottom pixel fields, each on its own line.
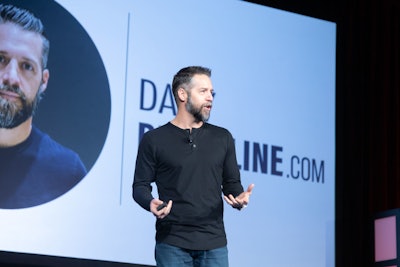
left=221, top=131, right=244, bottom=197
left=132, top=134, right=156, bottom=211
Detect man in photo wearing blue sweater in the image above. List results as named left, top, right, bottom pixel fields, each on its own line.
left=0, top=4, right=87, bottom=209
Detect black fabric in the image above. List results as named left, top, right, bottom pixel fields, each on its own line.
left=133, top=122, right=243, bottom=250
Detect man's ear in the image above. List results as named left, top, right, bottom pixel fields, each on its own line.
left=178, top=87, right=187, bottom=102
left=40, top=69, right=50, bottom=94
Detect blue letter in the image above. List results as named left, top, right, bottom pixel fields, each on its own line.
left=271, top=146, right=283, bottom=176
left=140, top=79, right=157, bottom=111
left=312, top=160, right=324, bottom=183
left=139, top=122, right=154, bottom=142
left=159, top=84, right=176, bottom=115
left=253, top=142, right=268, bottom=173
left=243, top=140, right=250, bottom=171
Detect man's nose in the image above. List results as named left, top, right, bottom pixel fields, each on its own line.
left=1, top=60, right=20, bottom=87
left=206, top=91, right=214, bottom=101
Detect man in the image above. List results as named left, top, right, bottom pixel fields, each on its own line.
left=133, top=66, right=254, bottom=267
left=0, top=4, right=87, bottom=209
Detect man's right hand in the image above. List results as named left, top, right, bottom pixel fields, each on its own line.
left=150, top=199, right=173, bottom=219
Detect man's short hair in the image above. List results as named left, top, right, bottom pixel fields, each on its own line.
left=172, top=66, right=212, bottom=102
left=0, top=4, right=50, bottom=69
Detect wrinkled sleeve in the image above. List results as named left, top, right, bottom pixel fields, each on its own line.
left=132, top=133, right=156, bottom=211
left=221, top=131, right=244, bottom=197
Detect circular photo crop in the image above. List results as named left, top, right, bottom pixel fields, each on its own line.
left=0, top=0, right=111, bottom=208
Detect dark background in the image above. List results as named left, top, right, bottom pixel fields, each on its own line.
left=1, top=0, right=399, bottom=266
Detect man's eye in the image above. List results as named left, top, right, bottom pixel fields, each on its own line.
left=0, top=55, right=6, bottom=64
left=21, top=62, right=34, bottom=71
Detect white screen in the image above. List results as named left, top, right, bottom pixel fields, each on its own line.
left=0, top=0, right=336, bottom=266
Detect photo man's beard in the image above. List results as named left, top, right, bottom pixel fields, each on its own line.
left=0, top=84, right=41, bottom=129
left=185, top=95, right=210, bottom=123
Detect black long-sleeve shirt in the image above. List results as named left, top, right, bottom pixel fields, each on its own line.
left=133, top=122, right=243, bottom=250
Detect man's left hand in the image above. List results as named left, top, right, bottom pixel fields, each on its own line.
left=223, top=183, right=255, bottom=210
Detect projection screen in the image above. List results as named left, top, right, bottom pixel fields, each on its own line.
left=0, top=0, right=336, bottom=266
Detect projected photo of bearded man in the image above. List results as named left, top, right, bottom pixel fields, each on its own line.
left=0, top=4, right=87, bottom=209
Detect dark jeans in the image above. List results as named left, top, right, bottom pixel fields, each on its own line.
left=155, top=242, right=229, bottom=267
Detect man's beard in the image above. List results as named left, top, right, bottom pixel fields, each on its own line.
left=0, top=84, right=42, bottom=129
left=186, top=95, right=210, bottom=123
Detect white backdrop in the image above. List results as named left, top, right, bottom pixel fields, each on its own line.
left=0, top=1, right=336, bottom=266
